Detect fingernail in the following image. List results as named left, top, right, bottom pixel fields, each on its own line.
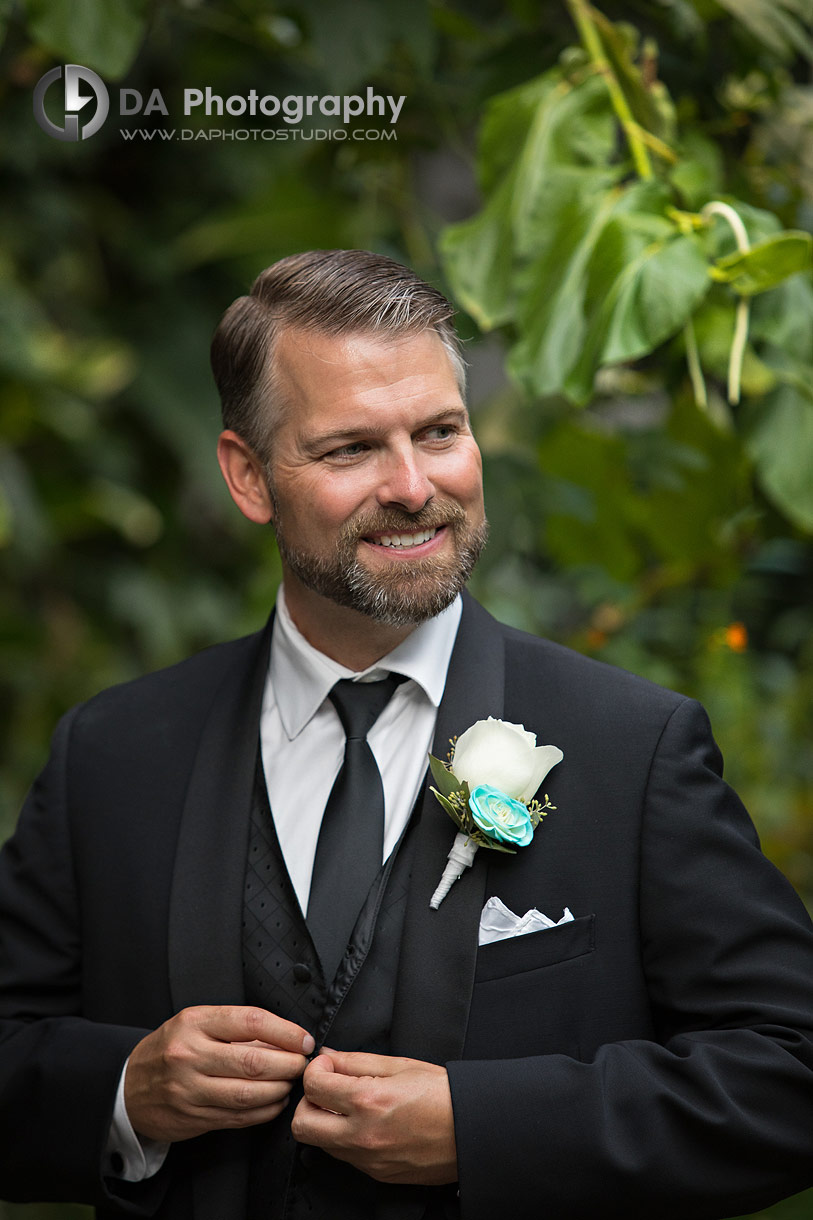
left=303, top=1033, right=316, bottom=1055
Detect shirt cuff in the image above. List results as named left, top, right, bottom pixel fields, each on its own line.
left=105, top=1056, right=170, bottom=1181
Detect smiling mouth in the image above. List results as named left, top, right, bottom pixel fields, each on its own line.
left=365, top=527, right=442, bottom=549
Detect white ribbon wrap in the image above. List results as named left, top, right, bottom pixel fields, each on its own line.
left=429, top=831, right=479, bottom=909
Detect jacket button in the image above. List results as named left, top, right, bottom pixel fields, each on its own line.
left=293, top=962, right=312, bottom=983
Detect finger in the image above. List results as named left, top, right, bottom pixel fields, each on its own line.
left=291, top=1096, right=350, bottom=1148
left=203, top=1043, right=308, bottom=1083
left=189, top=1074, right=296, bottom=1113
left=302, top=1063, right=372, bottom=1115
left=191, top=1096, right=292, bottom=1133
left=191, top=1005, right=316, bottom=1055
left=317, top=1049, right=415, bottom=1078
left=306, top=1053, right=335, bottom=1075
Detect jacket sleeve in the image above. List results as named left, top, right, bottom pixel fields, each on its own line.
left=447, top=697, right=813, bottom=1220
left=0, top=708, right=154, bottom=1209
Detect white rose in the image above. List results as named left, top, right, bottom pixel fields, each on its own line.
left=450, top=717, right=563, bottom=803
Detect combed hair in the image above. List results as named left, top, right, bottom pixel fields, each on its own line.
left=210, top=249, right=466, bottom=458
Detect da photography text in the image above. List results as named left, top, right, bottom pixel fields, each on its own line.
left=32, top=65, right=405, bottom=144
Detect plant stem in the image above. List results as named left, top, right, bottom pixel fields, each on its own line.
left=702, top=201, right=749, bottom=254
left=566, top=0, right=653, bottom=180
left=702, top=201, right=750, bottom=404
left=684, top=318, right=708, bottom=410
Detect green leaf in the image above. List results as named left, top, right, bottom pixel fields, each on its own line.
left=536, top=421, right=645, bottom=581
left=590, top=9, right=676, bottom=147
left=750, top=273, right=813, bottom=360
left=508, top=178, right=702, bottom=401
left=440, top=67, right=618, bottom=332
left=710, top=233, right=813, bottom=297
left=438, top=176, right=518, bottom=330
left=23, top=0, right=150, bottom=79
left=296, top=0, right=435, bottom=90
left=713, top=0, right=813, bottom=62
left=505, top=169, right=624, bottom=396
left=428, top=754, right=460, bottom=799
left=563, top=223, right=710, bottom=403
left=744, top=379, right=813, bottom=532
left=669, top=131, right=725, bottom=210
left=431, top=789, right=466, bottom=831
left=475, top=835, right=517, bottom=855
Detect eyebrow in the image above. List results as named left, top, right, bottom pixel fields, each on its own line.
left=303, top=406, right=471, bottom=452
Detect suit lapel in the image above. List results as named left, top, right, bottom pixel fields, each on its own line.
left=391, top=593, right=505, bottom=1063
left=168, top=620, right=272, bottom=1011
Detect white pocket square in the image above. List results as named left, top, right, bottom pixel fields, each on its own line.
left=479, top=896, right=574, bottom=946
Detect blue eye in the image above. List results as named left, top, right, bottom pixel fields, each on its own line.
left=330, top=442, right=368, bottom=460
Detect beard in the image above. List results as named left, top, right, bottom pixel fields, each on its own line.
left=268, top=493, right=489, bottom=627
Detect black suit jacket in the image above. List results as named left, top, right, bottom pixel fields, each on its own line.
left=2, top=592, right=813, bottom=1219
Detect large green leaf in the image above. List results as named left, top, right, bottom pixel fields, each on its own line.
left=749, top=274, right=813, bottom=361
left=563, top=199, right=710, bottom=403
left=506, top=170, right=627, bottom=397
left=438, top=175, right=518, bottom=330
left=440, top=68, right=618, bottom=332
left=711, top=232, right=813, bottom=297
left=745, top=380, right=813, bottom=531
left=23, top=0, right=150, bottom=79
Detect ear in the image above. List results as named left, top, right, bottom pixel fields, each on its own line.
left=217, top=430, right=273, bottom=524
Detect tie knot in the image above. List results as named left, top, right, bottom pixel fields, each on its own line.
left=329, top=673, right=403, bottom=740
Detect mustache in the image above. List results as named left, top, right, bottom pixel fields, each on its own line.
left=339, top=500, right=466, bottom=543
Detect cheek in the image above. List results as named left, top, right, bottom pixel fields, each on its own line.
left=299, top=475, right=371, bottom=533
left=443, top=449, right=484, bottom=510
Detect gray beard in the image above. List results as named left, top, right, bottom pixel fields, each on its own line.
left=269, top=496, right=488, bottom=627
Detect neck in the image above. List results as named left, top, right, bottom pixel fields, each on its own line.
left=281, top=576, right=417, bottom=670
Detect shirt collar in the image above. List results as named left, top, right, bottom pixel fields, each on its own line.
left=269, top=585, right=463, bottom=740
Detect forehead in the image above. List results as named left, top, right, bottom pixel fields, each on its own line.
left=272, top=327, right=463, bottom=426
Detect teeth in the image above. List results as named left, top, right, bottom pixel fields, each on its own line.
left=371, top=528, right=438, bottom=548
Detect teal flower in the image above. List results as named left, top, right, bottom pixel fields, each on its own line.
left=469, top=784, right=534, bottom=847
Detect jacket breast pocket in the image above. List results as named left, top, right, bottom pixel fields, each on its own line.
left=464, top=915, right=596, bottom=1060
left=475, top=913, right=595, bottom=983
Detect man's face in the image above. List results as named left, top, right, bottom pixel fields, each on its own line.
left=264, top=326, right=487, bottom=628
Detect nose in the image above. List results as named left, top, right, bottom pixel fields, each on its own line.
left=376, top=447, right=435, bottom=514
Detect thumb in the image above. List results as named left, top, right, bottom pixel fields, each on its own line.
left=305, top=1052, right=336, bottom=1077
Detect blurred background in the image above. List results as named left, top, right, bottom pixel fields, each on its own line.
left=1, top=1, right=812, bottom=1217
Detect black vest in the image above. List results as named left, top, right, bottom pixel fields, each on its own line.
left=242, top=765, right=455, bottom=1220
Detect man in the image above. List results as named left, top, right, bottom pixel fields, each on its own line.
left=1, top=249, right=813, bottom=1220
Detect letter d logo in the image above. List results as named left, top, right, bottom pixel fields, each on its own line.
left=33, top=64, right=109, bottom=141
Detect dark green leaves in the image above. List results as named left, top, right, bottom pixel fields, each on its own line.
left=22, top=0, right=151, bottom=78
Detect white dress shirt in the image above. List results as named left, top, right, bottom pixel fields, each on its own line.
left=107, top=590, right=462, bottom=1181
left=265, top=586, right=461, bottom=912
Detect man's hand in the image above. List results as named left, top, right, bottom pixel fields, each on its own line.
left=125, top=1005, right=315, bottom=1142
left=291, top=1050, right=458, bottom=1186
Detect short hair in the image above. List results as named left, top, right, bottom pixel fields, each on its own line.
left=210, top=249, right=466, bottom=458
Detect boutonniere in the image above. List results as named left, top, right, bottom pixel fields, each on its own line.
left=428, top=717, right=563, bottom=909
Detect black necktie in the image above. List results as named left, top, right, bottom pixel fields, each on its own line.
left=307, top=673, right=403, bottom=984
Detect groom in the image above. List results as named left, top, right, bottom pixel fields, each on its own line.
left=2, top=249, right=813, bottom=1220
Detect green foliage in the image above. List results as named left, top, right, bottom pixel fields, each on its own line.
left=711, top=232, right=813, bottom=296
left=22, top=0, right=150, bottom=78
